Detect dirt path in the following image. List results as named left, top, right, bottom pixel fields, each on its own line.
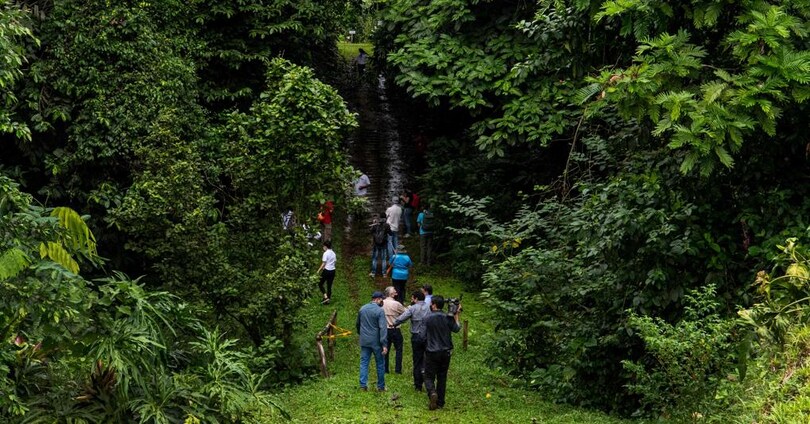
left=336, top=69, right=417, bottom=300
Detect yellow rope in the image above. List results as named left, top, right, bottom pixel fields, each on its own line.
left=321, top=323, right=353, bottom=339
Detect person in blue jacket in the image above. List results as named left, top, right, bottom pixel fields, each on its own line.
left=386, top=244, right=413, bottom=303
left=356, top=291, right=388, bottom=391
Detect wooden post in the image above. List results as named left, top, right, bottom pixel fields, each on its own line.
left=316, top=310, right=339, bottom=377
left=328, top=312, right=337, bottom=360
left=463, top=320, right=469, bottom=350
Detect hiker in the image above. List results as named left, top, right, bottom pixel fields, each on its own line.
left=354, top=172, right=370, bottom=197
left=352, top=48, right=369, bottom=77
left=356, top=291, right=388, bottom=391
left=281, top=206, right=295, bottom=233
left=385, top=196, right=402, bottom=257
left=417, top=203, right=435, bottom=265
left=423, top=295, right=462, bottom=410
left=369, top=214, right=389, bottom=277
left=318, top=200, right=334, bottom=243
left=401, top=189, right=415, bottom=238
left=382, top=286, right=406, bottom=374
left=316, top=240, right=336, bottom=305
left=393, top=290, right=431, bottom=391
left=421, top=283, right=433, bottom=307
left=386, top=244, right=413, bottom=304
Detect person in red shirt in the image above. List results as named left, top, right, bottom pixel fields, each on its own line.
left=318, top=200, right=335, bottom=243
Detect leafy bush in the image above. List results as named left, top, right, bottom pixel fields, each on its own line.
left=0, top=175, right=289, bottom=422
left=623, top=285, right=738, bottom=420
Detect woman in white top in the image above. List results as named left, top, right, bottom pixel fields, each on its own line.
left=317, top=240, right=337, bottom=304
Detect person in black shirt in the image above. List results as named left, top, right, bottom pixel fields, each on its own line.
left=422, top=295, right=461, bottom=410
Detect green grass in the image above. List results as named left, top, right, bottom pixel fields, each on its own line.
left=279, top=234, right=633, bottom=423
left=337, top=42, right=373, bottom=61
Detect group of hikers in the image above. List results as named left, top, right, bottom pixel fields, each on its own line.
left=304, top=171, right=460, bottom=410
left=357, top=286, right=462, bottom=411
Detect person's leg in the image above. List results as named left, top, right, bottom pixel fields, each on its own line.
left=359, top=346, right=371, bottom=389
left=393, top=280, right=406, bottom=303
left=323, top=223, right=332, bottom=243
left=373, top=346, right=386, bottom=390
left=325, top=270, right=335, bottom=299
left=393, top=328, right=404, bottom=373
left=424, top=351, right=438, bottom=399
left=385, top=331, right=392, bottom=373
left=436, top=351, right=451, bottom=407
left=403, top=208, right=412, bottom=235
left=318, top=273, right=327, bottom=299
left=390, top=232, right=398, bottom=253
left=412, top=337, right=426, bottom=390
left=425, top=234, right=433, bottom=266
left=370, top=246, right=378, bottom=275
left=420, top=234, right=427, bottom=265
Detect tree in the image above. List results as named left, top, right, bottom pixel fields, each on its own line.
left=377, top=0, right=810, bottom=415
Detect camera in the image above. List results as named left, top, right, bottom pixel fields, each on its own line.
left=446, top=295, right=462, bottom=317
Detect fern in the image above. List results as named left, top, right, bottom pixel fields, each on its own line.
left=573, top=82, right=603, bottom=104
left=39, top=241, right=80, bottom=274
left=51, top=206, right=97, bottom=256
left=0, top=247, right=30, bottom=280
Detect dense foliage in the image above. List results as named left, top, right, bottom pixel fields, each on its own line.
left=0, top=177, right=288, bottom=422
left=1, top=0, right=358, bottom=417
left=376, top=0, right=810, bottom=418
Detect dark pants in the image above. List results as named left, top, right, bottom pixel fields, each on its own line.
left=411, top=336, right=427, bottom=390
left=424, top=350, right=452, bottom=408
left=392, top=279, right=406, bottom=303
left=420, top=233, right=433, bottom=265
left=319, top=269, right=335, bottom=299
left=385, top=327, right=403, bottom=373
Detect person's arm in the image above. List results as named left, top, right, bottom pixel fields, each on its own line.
left=317, top=259, right=325, bottom=274
left=386, top=255, right=395, bottom=276
left=379, top=312, right=388, bottom=355
left=394, top=307, right=413, bottom=327
left=451, top=305, right=462, bottom=332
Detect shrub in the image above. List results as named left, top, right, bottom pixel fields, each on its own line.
left=623, top=285, right=738, bottom=420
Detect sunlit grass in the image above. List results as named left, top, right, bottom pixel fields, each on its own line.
left=337, top=42, right=373, bottom=61
left=280, top=234, right=632, bottom=423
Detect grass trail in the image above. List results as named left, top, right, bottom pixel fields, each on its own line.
left=280, top=232, right=632, bottom=423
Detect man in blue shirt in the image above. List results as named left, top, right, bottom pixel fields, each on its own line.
left=417, top=203, right=434, bottom=265
left=356, top=291, right=388, bottom=391
left=423, top=295, right=461, bottom=410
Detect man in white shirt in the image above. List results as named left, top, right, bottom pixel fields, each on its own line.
left=385, top=197, right=402, bottom=257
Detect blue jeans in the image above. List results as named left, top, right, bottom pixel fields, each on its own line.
left=370, top=245, right=388, bottom=275
left=403, top=207, right=414, bottom=235
left=388, top=231, right=399, bottom=257
left=359, top=345, right=385, bottom=390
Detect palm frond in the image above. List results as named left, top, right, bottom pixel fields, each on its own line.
left=0, top=247, right=30, bottom=280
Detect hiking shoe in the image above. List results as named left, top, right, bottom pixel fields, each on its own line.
left=376, top=387, right=386, bottom=392
left=321, top=298, right=330, bottom=305
left=369, top=272, right=375, bottom=277
left=428, top=391, right=438, bottom=410
left=360, top=387, right=368, bottom=392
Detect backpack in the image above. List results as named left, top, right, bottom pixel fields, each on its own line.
left=420, top=210, right=434, bottom=232
left=373, top=223, right=388, bottom=246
